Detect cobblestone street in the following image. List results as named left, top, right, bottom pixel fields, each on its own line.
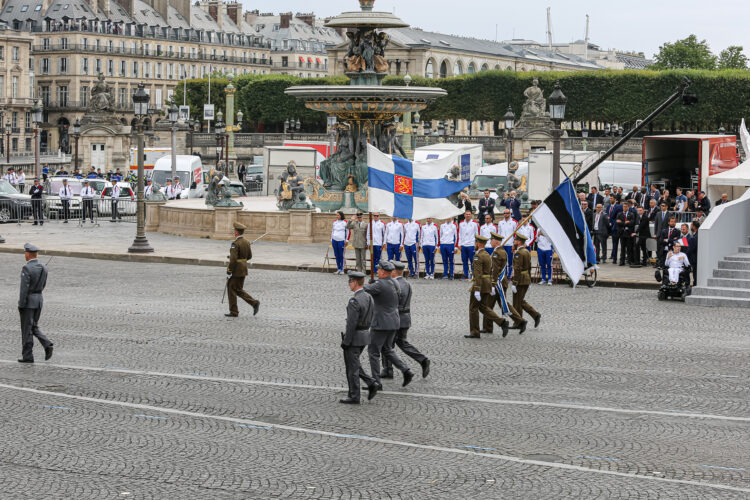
left=0, top=254, right=748, bottom=498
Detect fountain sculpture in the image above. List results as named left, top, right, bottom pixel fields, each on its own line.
left=285, top=0, right=447, bottom=212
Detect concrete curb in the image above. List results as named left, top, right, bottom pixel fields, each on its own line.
left=0, top=246, right=659, bottom=289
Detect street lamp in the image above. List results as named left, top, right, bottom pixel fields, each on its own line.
left=581, top=124, right=589, bottom=138
left=168, top=101, right=179, bottom=179
left=5, top=121, right=10, bottom=164
left=718, top=126, right=725, bottom=135
left=283, top=117, right=300, bottom=141
left=71, top=118, right=81, bottom=173
left=128, top=82, right=153, bottom=254
left=215, top=111, right=226, bottom=168
left=31, top=99, right=43, bottom=178
left=548, top=80, right=567, bottom=188
left=503, top=105, right=515, bottom=164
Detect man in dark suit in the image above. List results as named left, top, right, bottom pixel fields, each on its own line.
left=697, top=191, right=711, bottom=214
left=634, top=206, right=651, bottom=266
left=658, top=216, right=680, bottom=266
left=500, top=191, right=522, bottom=221
left=581, top=201, right=594, bottom=234
left=477, top=190, right=496, bottom=222
left=616, top=200, right=636, bottom=266
left=646, top=198, right=658, bottom=222
left=587, top=187, right=604, bottom=208
left=654, top=202, right=672, bottom=241
left=592, top=203, right=609, bottom=264
left=687, top=221, right=700, bottom=286
left=18, top=243, right=53, bottom=363
left=606, top=195, right=622, bottom=263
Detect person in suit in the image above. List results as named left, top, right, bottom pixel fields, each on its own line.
left=715, top=193, right=729, bottom=207
left=587, top=187, right=604, bottom=208
left=457, top=190, right=473, bottom=216
left=654, top=202, right=672, bottom=263
left=17, top=243, right=53, bottom=363
left=237, top=163, right=247, bottom=184
left=658, top=216, right=680, bottom=266
left=339, top=271, right=378, bottom=404
left=697, top=191, right=711, bottom=214
left=646, top=198, right=658, bottom=222
left=466, top=235, right=509, bottom=339
left=29, top=178, right=44, bottom=226
left=500, top=191, right=522, bottom=221
left=634, top=206, right=651, bottom=266
left=616, top=200, right=636, bottom=265
left=581, top=201, right=594, bottom=234
left=225, top=222, right=260, bottom=317
left=477, top=190, right=496, bottom=222
left=363, top=260, right=414, bottom=388
left=510, top=234, right=540, bottom=330
left=606, top=195, right=623, bottom=263
left=687, top=221, right=700, bottom=286
left=592, top=203, right=609, bottom=263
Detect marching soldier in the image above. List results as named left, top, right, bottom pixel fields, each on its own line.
left=18, top=243, right=53, bottom=363
left=482, top=232, right=526, bottom=334
left=339, top=271, right=379, bottom=404
left=466, top=235, right=509, bottom=339
left=225, top=222, right=260, bottom=318
left=363, top=260, right=414, bottom=388
left=511, top=234, right=541, bottom=330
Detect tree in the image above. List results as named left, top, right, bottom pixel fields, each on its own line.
left=718, top=46, right=748, bottom=69
left=653, top=35, right=717, bottom=70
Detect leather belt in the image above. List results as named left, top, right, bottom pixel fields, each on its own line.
left=237, top=259, right=247, bottom=262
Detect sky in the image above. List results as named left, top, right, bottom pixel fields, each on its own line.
left=241, top=0, right=748, bottom=58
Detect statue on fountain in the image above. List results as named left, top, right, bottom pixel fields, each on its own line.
left=206, top=174, right=243, bottom=207
left=379, top=122, right=406, bottom=157
left=319, top=124, right=356, bottom=190
left=277, top=161, right=307, bottom=210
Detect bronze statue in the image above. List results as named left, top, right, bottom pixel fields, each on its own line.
left=374, top=32, right=389, bottom=73
left=277, top=161, right=305, bottom=210
left=379, top=123, right=406, bottom=158
left=320, top=125, right=355, bottom=190
left=345, top=32, right=365, bottom=73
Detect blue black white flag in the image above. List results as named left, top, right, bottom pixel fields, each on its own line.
left=532, top=178, right=597, bottom=287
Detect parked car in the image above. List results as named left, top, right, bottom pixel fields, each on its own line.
left=45, top=178, right=84, bottom=218
left=97, top=182, right=136, bottom=216
left=244, top=165, right=264, bottom=191
left=227, top=180, right=247, bottom=197
left=0, top=180, right=32, bottom=222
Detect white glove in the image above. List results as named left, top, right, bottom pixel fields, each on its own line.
left=227, top=274, right=232, bottom=279
left=511, top=285, right=517, bottom=294
left=490, top=287, right=496, bottom=296
left=474, top=291, right=481, bottom=301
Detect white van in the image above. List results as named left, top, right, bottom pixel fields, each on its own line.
left=468, top=161, right=529, bottom=199
left=597, top=161, right=642, bottom=190
left=152, top=155, right=202, bottom=199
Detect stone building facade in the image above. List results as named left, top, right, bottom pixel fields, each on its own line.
left=0, top=27, right=35, bottom=159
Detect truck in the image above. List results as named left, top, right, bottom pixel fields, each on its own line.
left=527, top=150, right=600, bottom=201
left=129, top=147, right=172, bottom=171
left=262, top=146, right=320, bottom=196
left=152, top=155, right=202, bottom=199
left=283, top=140, right=333, bottom=183
left=413, top=143, right=484, bottom=180
left=642, top=134, right=739, bottom=193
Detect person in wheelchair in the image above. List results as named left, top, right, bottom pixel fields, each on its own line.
left=661, top=241, right=691, bottom=286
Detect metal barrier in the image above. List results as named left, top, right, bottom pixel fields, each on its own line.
left=1, top=196, right=138, bottom=225
left=96, top=196, right=137, bottom=223
left=674, top=211, right=697, bottom=224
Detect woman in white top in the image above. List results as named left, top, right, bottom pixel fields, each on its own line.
left=331, top=211, right=349, bottom=274
left=536, top=229, right=554, bottom=285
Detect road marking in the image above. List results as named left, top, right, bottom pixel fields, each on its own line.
left=42, top=404, right=72, bottom=410
left=702, top=465, right=746, bottom=472
left=0, top=360, right=747, bottom=423
left=0, top=381, right=747, bottom=494
left=134, top=414, right=168, bottom=420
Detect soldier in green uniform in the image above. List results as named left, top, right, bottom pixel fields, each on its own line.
left=482, top=232, right=526, bottom=334
left=466, top=235, right=509, bottom=339
left=226, top=222, right=260, bottom=318
left=511, top=233, right=541, bottom=330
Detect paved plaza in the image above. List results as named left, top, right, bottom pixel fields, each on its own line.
left=0, top=253, right=748, bottom=498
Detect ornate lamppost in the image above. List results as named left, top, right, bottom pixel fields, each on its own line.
left=283, top=117, right=300, bottom=141
left=168, top=101, right=179, bottom=179
left=128, top=83, right=154, bottom=254
left=503, top=105, right=515, bottom=164
left=71, top=119, right=81, bottom=172
left=5, top=122, right=11, bottom=164
left=31, top=99, right=43, bottom=179
left=548, top=81, right=567, bottom=188
left=215, top=111, right=225, bottom=169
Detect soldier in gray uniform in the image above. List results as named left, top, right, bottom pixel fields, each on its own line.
left=340, top=271, right=379, bottom=404
left=18, top=243, right=53, bottom=363
left=363, top=260, right=415, bottom=388
left=382, top=261, right=431, bottom=379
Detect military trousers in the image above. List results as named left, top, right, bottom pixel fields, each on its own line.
left=19, top=307, right=52, bottom=362
left=482, top=290, right=523, bottom=332
left=343, top=345, right=374, bottom=400
left=369, top=329, right=409, bottom=384
left=469, top=292, right=506, bottom=336
left=227, top=276, right=259, bottom=316
left=382, top=326, right=427, bottom=374
left=354, top=248, right=367, bottom=273
left=512, top=285, right=539, bottom=326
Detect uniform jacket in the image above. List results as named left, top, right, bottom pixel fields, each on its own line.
left=343, top=289, right=373, bottom=347
left=592, top=211, right=610, bottom=237
left=19, top=259, right=47, bottom=309
left=606, top=203, right=622, bottom=232
left=512, top=247, right=532, bottom=286
left=363, top=277, right=401, bottom=330
left=346, top=220, right=368, bottom=249
left=227, top=236, right=252, bottom=277
left=490, top=247, right=509, bottom=289
left=471, top=248, right=493, bottom=293
left=478, top=196, right=496, bottom=221
left=395, top=276, right=412, bottom=329
left=29, top=184, right=44, bottom=198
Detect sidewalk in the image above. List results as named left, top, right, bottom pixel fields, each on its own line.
left=0, top=221, right=659, bottom=288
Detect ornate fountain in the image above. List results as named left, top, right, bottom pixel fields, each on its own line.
left=285, top=0, right=447, bottom=212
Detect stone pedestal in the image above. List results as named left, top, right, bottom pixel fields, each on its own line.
left=211, top=206, right=242, bottom=240
left=342, top=191, right=358, bottom=215
left=145, top=201, right=166, bottom=232
left=287, top=209, right=315, bottom=244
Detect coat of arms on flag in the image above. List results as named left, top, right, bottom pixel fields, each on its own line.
left=366, top=144, right=471, bottom=220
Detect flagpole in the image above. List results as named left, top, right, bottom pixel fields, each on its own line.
left=207, top=67, right=212, bottom=133
left=369, top=212, right=375, bottom=281
left=183, top=74, right=186, bottom=107
left=500, top=208, right=539, bottom=248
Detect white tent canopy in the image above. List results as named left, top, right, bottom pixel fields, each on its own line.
left=707, top=159, right=750, bottom=202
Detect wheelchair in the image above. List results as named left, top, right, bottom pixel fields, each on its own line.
left=655, top=265, right=692, bottom=301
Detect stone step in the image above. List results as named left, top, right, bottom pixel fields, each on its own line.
left=718, top=260, right=750, bottom=270
left=738, top=245, right=750, bottom=254
left=686, top=295, right=750, bottom=308
left=713, top=268, right=750, bottom=279
left=707, top=277, right=750, bottom=289
left=690, top=286, right=750, bottom=298
left=725, top=254, right=750, bottom=262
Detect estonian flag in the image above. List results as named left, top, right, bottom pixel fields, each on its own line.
left=532, top=178, right=597, bottom=287
left=367, top=144, right=471, bottom=220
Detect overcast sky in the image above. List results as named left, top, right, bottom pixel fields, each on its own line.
left=241, top=0, right=746, bottom=58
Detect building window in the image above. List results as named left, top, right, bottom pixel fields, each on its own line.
left=144, top=62, right=150, bottom=77
left=179, top=46, right=185, bottom=57
left=40, top=58, right=50, bottom=74
left=82, top=58, right=89, bottom=74
left=95, top=59, right=101, bottom=74
left=59, top=57, right=68, bottom=74
left=82, top=38, right=88, bottom=49
left=25, top=112, right=31, bottom=129
left=95, top=39, right=101, bottom=51
left=156, top=62, right=162, bottom=78
left=40, top=86, right=50, bottom=105
left=11, top=76, right=18, bottom=98
left=118, top=87, right=127, bottom=106
left=12, top=138, right=18, bottom=152
left=40, top=39, right=49, bottom=51
left=190, top=65, right=196, bottom=78
left=144, top=43, right=150, bottom=56
left=12, top=46, right=19, bottom=61
left=80, top=86, right=88, bottom=107
left=25, top=138, right=32, bottom=151
left=155, top=88, right=162, bottom=107
left=425, top=60, right=434, bottom=79
left=57, top=85, right=68, bottom=106
left=11, top=112, right=17, bottom=129
left=108, top=40, right=113, bottom=52
left=120, top=60, right=126, bottom=76
left=108, top=59, right=114, bottom=76
left=60, top=38, right=68, bottom=49
left=167, top=63, right=173, bottom=79
left=132, top=61, right=138, bottom=77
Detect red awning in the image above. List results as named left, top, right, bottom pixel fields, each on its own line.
left=316, top=58, right=321, bottom=64
left=298, top=56, right=304, bottom=62
left=307, top=57, right=313, bottom=63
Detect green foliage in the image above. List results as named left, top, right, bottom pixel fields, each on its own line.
left=652, top=35, right=717, bottom=70
left=718, top=46, right=748, bottom=69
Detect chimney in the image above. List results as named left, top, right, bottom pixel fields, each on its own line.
left=226, top=2, right=240, bottom=26
left=150, top=0, right=168, bottom=24
left=295, top=12, right=315, bottom=27
left=97, top=0, right=110, bottom=17
left=171, top=0, right=190, bottom=22
left=279, top=12, right=292, bottom=29
left=203, top=1, right=222, bottom=28
left=88, top=0, right=98, bottom=16
left=244, top=9, right=259, bottom=25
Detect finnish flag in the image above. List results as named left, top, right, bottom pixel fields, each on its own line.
left=532, top=178, right=597, bottom=287
left=367, top=144, right=471, bottom=220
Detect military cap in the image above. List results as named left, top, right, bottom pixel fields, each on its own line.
left=356, top=212, right=364, bottom=216
left=514, top=233, right=528, bottom=242
left=379, top=260, right=395, bottom=271
left=24, top=242, right=40, bottom=252
left=475, top=234, right=489, bottom=244
left=348, top=271, right=366, bottom=279
left=62, top=178, right=68, bottom=182
left=233, top=222, right=247, bottom=230
left=392, top=261, right=406, bottom=270
left=490, top=232, right=503, bottom=242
